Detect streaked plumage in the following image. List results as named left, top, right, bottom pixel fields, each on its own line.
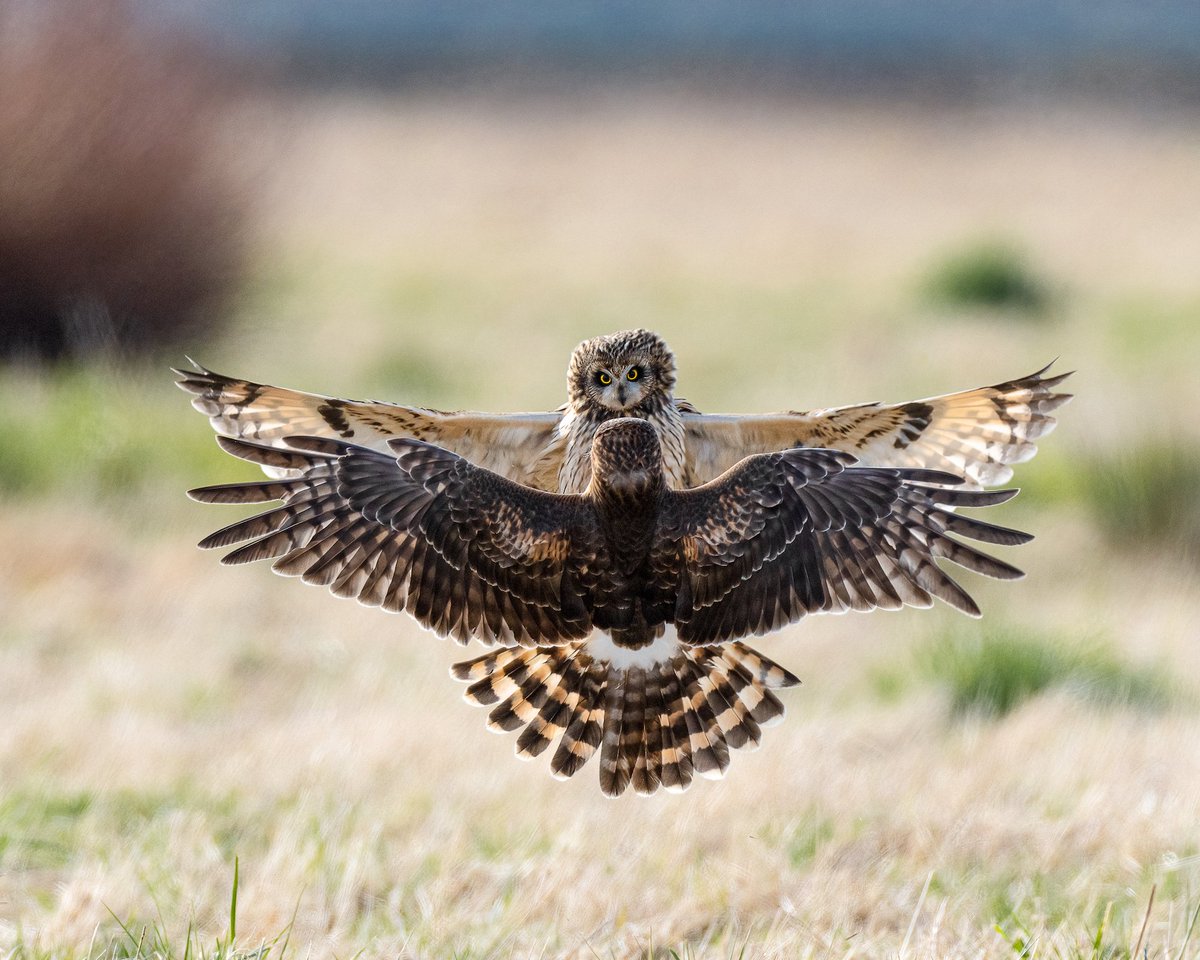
left=189, top=418, right=1030, bottom=796
left=176, top=329, right=1072, bottom=493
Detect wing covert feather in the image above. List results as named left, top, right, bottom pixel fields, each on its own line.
left=175, top=363, right=566, bottom=487
left=661, top=447, right=1029, bottom=645
left=189, top=435, right=597, bottom=646
left=680, top=363, right=1072, bottom=488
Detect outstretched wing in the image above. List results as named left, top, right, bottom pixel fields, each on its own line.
left=681, top=363, right=1073, bottom=488
left=662, top=447, right=1030, bottom=645
left=188, top=436, right=598, bottom=646
left=175, top=363, right=567, bottom=488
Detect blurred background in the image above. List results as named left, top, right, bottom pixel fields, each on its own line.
left=2, top=1, right=1199, bottom=957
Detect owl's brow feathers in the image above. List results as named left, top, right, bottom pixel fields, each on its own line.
left=567, top=329, right=677, bottom=402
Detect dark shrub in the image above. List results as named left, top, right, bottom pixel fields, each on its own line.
left=1075, top=442, right=1200, bottom=565
left=921, top=239, right=1050, bottom=315
left=0, top=0, right=250, bottom=360
left=913, top=627, right=1175, bottom=718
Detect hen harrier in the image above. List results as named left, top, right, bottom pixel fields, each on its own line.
left=176, top=329, right=1071, bottom=494
left=189, top=419, right=1029, bottom=796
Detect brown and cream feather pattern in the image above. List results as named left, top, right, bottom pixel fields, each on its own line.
left=190, top=418, right=1030, bottom=795
left=680, top=362, right=1073, bottom=490
left=177, top=332, right=1070, bottom=494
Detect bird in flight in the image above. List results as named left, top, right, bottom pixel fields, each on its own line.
left=176, top=329, right=1072, bottom=495
left=189, top=418, right=1030, bottom=796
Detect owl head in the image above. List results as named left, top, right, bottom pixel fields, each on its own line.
left=567, top=329, right=676, bottom=416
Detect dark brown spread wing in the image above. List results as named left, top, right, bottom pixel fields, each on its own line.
left=661, top=448, right=1030, bottom=645
left=189, top=436, right=597, bottom=646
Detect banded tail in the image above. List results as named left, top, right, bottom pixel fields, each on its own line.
left=451, top=633, right=800, bottom=797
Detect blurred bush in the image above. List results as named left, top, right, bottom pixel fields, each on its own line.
left=1074, top=441, right=1200, bottom=564
left=875, top=626, right=1176, bottom=717
left=920, top=238, right=1050, bottom=315
left=0, top=0, right=250, bottom=361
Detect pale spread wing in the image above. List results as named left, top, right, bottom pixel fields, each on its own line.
left=188, top=435, right=599, bottom=647
left=661, top=447, right=1030, bottom=646
left=680, top=363, right=1073, bottom=488
left=175, top=363, right=566, bottom=488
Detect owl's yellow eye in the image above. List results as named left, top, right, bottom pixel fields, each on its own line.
left=627, top=367, right=639, bottom=381
left=598, top=372, right=611, bottom=386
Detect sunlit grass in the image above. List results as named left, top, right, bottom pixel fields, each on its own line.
left=3, top=859, right=297, bottom=960
left=0, top=364, right=245, bottom=511
left=992, top=888, right=1200, bottom=960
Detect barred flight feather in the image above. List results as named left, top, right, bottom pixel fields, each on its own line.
left=682, top=362, right=1072, bottom=488
left=189, top=435, right=593, bottom=647
left=453, top=637, right=800, bottom=797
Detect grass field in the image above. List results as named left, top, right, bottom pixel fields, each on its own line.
left=2, top=92, right=1200, bottom=959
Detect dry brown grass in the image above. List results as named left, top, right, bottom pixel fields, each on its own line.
left=3, top=501, right=1198, bottom=958
left=2, top=92, right=1200, bottom=958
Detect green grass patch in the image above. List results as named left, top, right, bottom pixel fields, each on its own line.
left=785, top=816, right=835, bottom=867
left=994, top=890, right=1200, bottom=960
left=1104, top=296, right=1200, bottom=362
left=1073, top=441, right=1200, bottom=564
left=0, top=363, right=245, bottom=509
left=0, top=790, right=93, bottom=870
left=753, top=810, right=837, bottom=869
left=995, top=437, right=1200, bottom=565
left=362, top=343, right=462, bottom=406
left=0, top=786, right=243, bottom=874
left=920, top=238, right=1051, bottom=314
left=875, top=627, right=1177, bottom=718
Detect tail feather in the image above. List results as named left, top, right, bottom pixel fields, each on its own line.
left=451, top=648, right=517, bottom=683
left=550, top=665, right=605, bottom=780
left=640, top=679, right=667, bottom=794
left=464, top=649, right=546, bottom=705
left=697, top=649, right=761, bottom=750
left=628, top=667, right=657, bottom=796
left=477, top=653, right=554, bottom=731
left=515, top=653, right=583, bottom=759
left=614, top=668, right=651, bottom=796
left=599, top=673, right=630, bottom=796
left=658, top=666, right=694, bottom=793
left=454, top=637, right=800, bottom=796
left=680, top=658, right=730, bottom=780
left=719, top=646, right=788, bottom=727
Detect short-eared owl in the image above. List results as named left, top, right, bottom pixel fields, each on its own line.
left=190, top=419, right=1029, bottom=796
left=176, top=329, right=1072, bottom=495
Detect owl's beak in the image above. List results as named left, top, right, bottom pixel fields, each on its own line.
left=616, top=384, right=627, bottom=405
